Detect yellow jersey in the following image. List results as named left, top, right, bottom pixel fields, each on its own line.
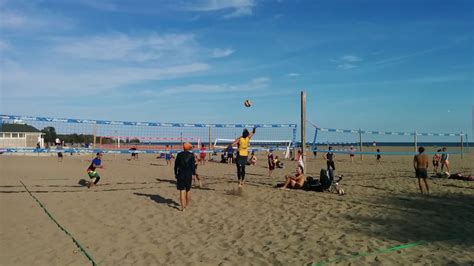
left=238, top=137, right=250, bottom=156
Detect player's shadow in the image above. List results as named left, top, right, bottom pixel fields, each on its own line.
left=134, top=192, right=180, bottom=210
left=78, top=179, right=88, bottom=187
left=156, top=178, right=177, bottom=185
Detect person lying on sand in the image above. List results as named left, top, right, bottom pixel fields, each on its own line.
left=280, top=165, right=305, bottom=190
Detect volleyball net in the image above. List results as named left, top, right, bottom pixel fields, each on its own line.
left=0, top=114, right=297, bottom=154
left=311, top=124, right=469, bottom=156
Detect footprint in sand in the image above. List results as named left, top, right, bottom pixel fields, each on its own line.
left=225, top=188, right=245, bottom=197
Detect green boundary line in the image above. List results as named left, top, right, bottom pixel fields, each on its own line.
left=20, top=180, right=97, bottom=266
left=312, top=240, right=427, bottom=266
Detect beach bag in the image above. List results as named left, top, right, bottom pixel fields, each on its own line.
left=304, top=176, right=322, bottom=191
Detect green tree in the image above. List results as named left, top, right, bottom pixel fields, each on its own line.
left=41, top=127, right=57, bottom=144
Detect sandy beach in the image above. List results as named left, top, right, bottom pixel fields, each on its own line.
left=1, top=148, right=473, bottom=265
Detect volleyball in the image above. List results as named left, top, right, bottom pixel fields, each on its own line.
left=244, top=100, right=252, bottom=107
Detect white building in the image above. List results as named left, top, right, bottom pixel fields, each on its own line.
left=0, top=124, right=44, bottom=148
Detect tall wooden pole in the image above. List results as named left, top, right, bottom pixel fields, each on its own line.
left=208, top=127, right=212, bottom=160
left=414, top=131, right=418, bottom=153
left=301, top=91, right=307, bottom=171
left=359, top=128, right=363, bottom=161
left=461, top=133, right=464, bottom=159
left=92, top=125, right=97, bottom=149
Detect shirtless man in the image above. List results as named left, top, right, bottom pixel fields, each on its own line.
left=414, top=147, right=429, bottom=194
left=280, top=165, right=305, bottom=190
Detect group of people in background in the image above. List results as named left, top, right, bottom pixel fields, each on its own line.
left=267, top=149, right=284, bottom=177
left=432, top=147, right=450, bottom=174
left=82, top=125, right=460, bottom=211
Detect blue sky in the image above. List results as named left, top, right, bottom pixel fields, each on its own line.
left=0, top=0, right=472, bottom=139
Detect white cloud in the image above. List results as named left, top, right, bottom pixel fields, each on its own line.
left=188, top=0, right=254, bottom=11
left=332, top=54, right=363, bottom=70
left=338, top=63, right=357, bottom=70
left=212, top=48, right=235, bottom=58
left=185, top=0, right=255, bottom=18
left=1, top=31, right=226, bottom=98
left=341, top=55, right=362, bottom=62
left=1, top=60, right=210, bottom=97
left=0, top=10, right=29, bottom=29
left=0, top=8, right=75, bottom=31
left=77, top=0, right=118, bottom=11
left=56, top=33, right=197, bottom=62
left=0, top=40, right=9, bottom=51
left=223, top=6, right=253, bottom=18
left=287, top=73, right=300, bottom=77
left=319, top=74, right=468, bottom=88
left=159, top=76, right=270, bottom=95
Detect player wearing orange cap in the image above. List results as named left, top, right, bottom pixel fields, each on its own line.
left=174, top=142, right=196, bottom=211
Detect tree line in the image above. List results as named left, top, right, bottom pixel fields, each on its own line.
left=41, top=127, right=140, bottom=145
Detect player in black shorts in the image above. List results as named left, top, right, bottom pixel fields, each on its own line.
left=174, top=142, right=196, bottom=211
left=324, top=147, right=336, bottom=170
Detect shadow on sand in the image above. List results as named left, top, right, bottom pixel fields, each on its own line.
left=156, top=178, right=177, bottom=185
left=345, top=192, right=474, bottom=247
left=134, top=192, right=180, bottom=210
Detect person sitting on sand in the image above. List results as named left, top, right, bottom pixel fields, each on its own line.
left=174, top=142, right=197, bottom=211
left=280, top=165, right=305, bottom=190
left=248, top=151, right=257, bottom=166
left=414, top=147, right=429, bottom=194
left=87, top=152, right=104, bottom=188
left=274, top=156, right=284, bottom=168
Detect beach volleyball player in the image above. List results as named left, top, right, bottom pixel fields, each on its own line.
left=231, top=127, right=256, bottom=188
left=174, top=142, right=196, bottom=211
left=86, top=152, right=104, bottom=188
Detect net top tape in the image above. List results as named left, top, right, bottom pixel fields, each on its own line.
left=316, top=127, right=465, bottom=137
left=1, top=115, right=297, bottom=129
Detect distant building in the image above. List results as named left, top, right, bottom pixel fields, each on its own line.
left=0, top=124, right=44, bottom=148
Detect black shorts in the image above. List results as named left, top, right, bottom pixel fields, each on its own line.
left=268, top=164, right=275, bottom=170
left=327, top=161, right=335, bottom=170
left=416, top=168, right=428, bottom=179
left=227, top=154, right=234, bottom=159
left=432, top=161, right=439, bottom=167
left=177, top=176, right=192, bottom=191
left=236, top=155, right=248, bottom=166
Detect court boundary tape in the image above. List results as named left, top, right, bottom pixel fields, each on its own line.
left=311, top=240, right=427, bottom=265
left=19, top=180, right=97, bottom=266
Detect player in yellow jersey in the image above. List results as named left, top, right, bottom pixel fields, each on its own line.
left=231, top=127, right=256, bottom=187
